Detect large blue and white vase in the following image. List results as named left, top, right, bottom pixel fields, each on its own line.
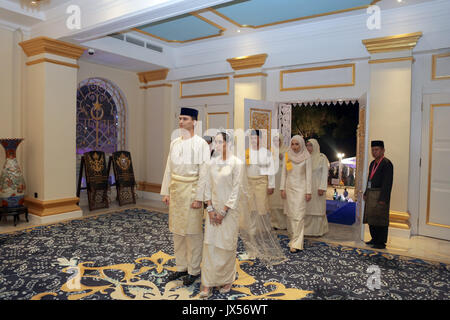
left=0, top=139, right=26, bottom=208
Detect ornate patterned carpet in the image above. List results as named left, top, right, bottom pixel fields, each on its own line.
left=0, top=208, right=448, bottom=300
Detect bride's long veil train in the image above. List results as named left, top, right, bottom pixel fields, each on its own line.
left=237, top=174, right=287, bottom=268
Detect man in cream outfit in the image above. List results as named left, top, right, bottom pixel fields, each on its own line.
left=161, top=107, right=210, bottom=286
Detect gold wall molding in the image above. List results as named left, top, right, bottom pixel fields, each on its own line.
left=233, top=72, right=268, bottom=79
left=206, top=112, right=230, bottom=129
left=280, top=63, right=355, bottom=91
left=368, top=57, right=414, bottom=64
left=208, top=1, right=381, bottom=29
left=137, top=182, right=162, bottom=193
left=362, top=32, right=422, bottom=54
left=132, top=12, right=226, bottom=44
left=19, top=37, right=86, bottom=59
left=25, top=58, right=79, bottom=69
left=426, top=103, right=450, bottom=229
left=432, top=52, right=450, bottom=80
left=138, top=69, right=169, bottom=83
left=227, top=54, right=268, bottom=70
left=24, top=197, right=81, bottom=217
left=180, top=76, right=229, bottom=99
left=140, top=83, right=172, bottom=89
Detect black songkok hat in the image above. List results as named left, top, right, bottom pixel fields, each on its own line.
left=180, top=107, right=198, bottom=119
left=371, top=140, right=384, bottom=148
left=250, top=129, right=260, bottom=137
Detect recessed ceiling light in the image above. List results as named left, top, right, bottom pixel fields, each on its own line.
left=237, top=30, right=241, bottom=33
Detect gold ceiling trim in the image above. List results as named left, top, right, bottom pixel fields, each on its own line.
left=368, top=57, right=414, bottom=64
left=233, top=72, right=268, bottom=78
left=26, top=58, right=79, bottom=69
left=208, top=0, right=381, bottom=29
left=227, top=53, right=268, bottom=70
left=19, top=37, right=86, bottom=59
left=140, top=83, right=172, bottom=89
left=362, top=32, right=423, bottom=54
left=132, top=12, right=226, bottom=44
left=432, top=52, right=450, bottom=80
left=137, top=69, right=169, bottom=83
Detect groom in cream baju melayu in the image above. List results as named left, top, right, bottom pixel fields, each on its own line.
left=161, top=108, right=210, bottom=286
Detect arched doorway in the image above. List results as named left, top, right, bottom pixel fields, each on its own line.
left=76, top=78, right=127, bottom=193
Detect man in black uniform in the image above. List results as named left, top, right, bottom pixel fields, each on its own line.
left=363, top=140, right=394, bottom=249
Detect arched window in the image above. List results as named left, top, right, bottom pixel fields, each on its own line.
left=76, top=78, right=126, bottom=155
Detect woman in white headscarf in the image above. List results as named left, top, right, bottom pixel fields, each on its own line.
left=280, top=135, right=312, bottom=253
left=200, top=131, right=244, bottom=298
left=305, top=139, right=330, bottom=236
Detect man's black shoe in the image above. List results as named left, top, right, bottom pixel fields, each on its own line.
left=372, top=244, right=386, bottom=249
left=365, top=239, right=375, bottom=245
left=167, top=271, right=188, bottom=282
left=183, top=274, right=200, bottom=286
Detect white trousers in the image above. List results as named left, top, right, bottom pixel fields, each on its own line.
left=172, top=233, right=203, bottom=276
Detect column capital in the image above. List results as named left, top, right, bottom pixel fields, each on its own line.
left=362, top=32, right=422, bottom=54
left=227, top=53, right=268, bottom=71
left=19, top=37, right=86, bottom=59
left=137, top=68, right=169, bottom=83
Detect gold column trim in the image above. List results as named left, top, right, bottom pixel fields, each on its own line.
left=426, top=103, right=450, bottom=229
left=137, top=182, right=162, bottom=193
left=227, top=54, right=268, bottom=70
left=432, top=52, right=450, bottom=80
left=208, top=1, right=381, bottom=29
left=137, top=69, right=169, bottom=83
left=24, top=197, right=81, bottom=217
left=234, top=72, right=268, bottom=79
left=389, top=210, right=411, bottom=230
left=206, top=112, right=230, bottom=129
left=362, top=32, right=422, bottom=54
left=390, top=210, right=410, bottom=222
left=180, top=76, right=230, bottom=99
left=19, top=37, right=86, bottom=59
left=25, top=58, right=79, bottom=69
left=368, top=57, right=414, bottom=64
left=280, top=63, right=355, bottom=91
left=140, top=83, right=172, bottom=89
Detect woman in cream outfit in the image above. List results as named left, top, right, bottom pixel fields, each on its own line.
left=280, top=135, right=312, bottom=253
left=268, top=136, right=289, bottom=230
left=200, top=131, right=244, bottom=298
left=305, top=139, right=330, bottom=236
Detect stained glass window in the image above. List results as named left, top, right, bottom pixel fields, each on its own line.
left=76, top=78, right=126, bottom=154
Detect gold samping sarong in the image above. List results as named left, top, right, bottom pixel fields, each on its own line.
left=248, top=175, right=269, bottom=216
left=363, top=188, right=390, bottom=227
left=169, top=174, right=203, bottom=236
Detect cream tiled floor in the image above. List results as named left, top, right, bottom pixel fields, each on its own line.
left=1, top=195, right=449, bottom=264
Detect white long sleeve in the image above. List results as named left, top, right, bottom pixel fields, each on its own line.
left=225, top=159, right=243, bottom=210
left=280, top=156, right=287, bottom=191
left=319, top=157, right=329, bottom=191
left=306, top=157, right=312, bottom=194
